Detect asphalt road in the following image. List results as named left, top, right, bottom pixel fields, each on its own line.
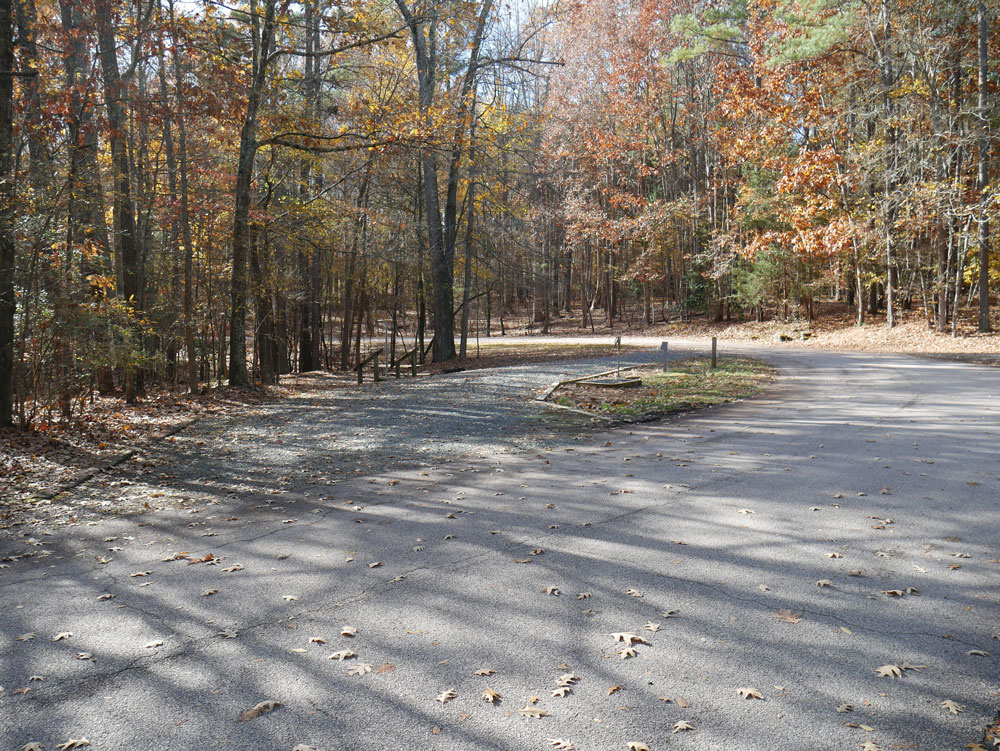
left=1, top=346, right=998, bottom=751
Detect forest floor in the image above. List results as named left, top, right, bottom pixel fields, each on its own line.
left=1, top=346, right=997, bottom=751
left=499, top=301, right=1000, bottom=359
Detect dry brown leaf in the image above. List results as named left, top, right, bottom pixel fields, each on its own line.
left=144, top=640, right=164, bottom=649
left=551, top=686, right=571, bottom=697
left=775, top=609, right=802, bottom=624
left=55, top=741, right=90, bottom=751
left=626, top=743, right=650, bottom=751
left=816, top=580, right=833, bottom=588
left=626, top=588, right=643, bottom=598
left=860, top=742, right=881, bottom=751
left=737, top=687, right=764, bottom=699
left=474, top=668, right=495, bottom=676
left=941, top=699, right=964, bottom=714
left=309, top=637, right=326, bottom=644
left=576, top=593, right=591, bottom=600
left=238, top=700, right=280, bottom=721
left=672, top=720, right=694, bottom=732
left=341, top=626, right=357, bottom=637
left=968, top=649, right=988, bottom=657
left=517, top=706, right=550, bottom=718
left=607, top=685, right=624, bottom=695
left=542, top=586, right=559, bottom=596
left=837, top=703, right=853, bottom=712
left=222, top=564, right=244, bottom=573
left=436, top=688, right=457, bottom=703
left=347, top=663, right=373, bottom=676
left=219, top=629, right=238, bottom=639
left=482, top=688, right=501, bottom=703
left=22, top=744, right=44, bottom=751
left=556, top=673, right=579, bottom=687
left=201, top=589, right=218, bottom=597
left=376, top=663, right=395, bottom=674
left=17, top=633, right=36, bottom=641
left=875, top=664, right=902, bottom=678
left=616, top=647, right=637, bottom=660
left=51, top=632, right=72, bottom=642
left=546, top=740, right=575, bottom=750
left=643, top=622, right=660, bottom=632
left=328, top=650, right=355, bottom=661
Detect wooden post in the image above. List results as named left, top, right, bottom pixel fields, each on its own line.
left=711, top=337, right=717, bottom=368
left=373, top=352, right=380, bottom=382
left=410, top=350, right=417, bottom=376
left=660, top=341, right=669, bottom=372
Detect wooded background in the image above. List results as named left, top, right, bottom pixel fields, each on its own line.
left=0, top=0, right=996, bottom=427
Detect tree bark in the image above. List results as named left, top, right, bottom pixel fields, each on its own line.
left=977, top=0, right=991, bottom=332
left=229, top=0, right=277, bottom=387
left=0, top=0, right=13, bottom=426
left=94, top=0, right=142, bottom=402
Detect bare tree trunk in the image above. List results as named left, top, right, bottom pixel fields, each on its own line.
left=95, top=0, right=142, bottom=402
left=977, top=0, right=992, bottom=332
left=229, top=0, right=276, bottom=387
left=0, top=0, right=13, bottom=426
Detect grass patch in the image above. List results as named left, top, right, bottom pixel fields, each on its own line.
left=555, top=357, right=775, bottom=420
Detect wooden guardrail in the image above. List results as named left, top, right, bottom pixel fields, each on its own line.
left=391, top=348, right=418, bottom=378
left=356, top=349, right=383, bottom=384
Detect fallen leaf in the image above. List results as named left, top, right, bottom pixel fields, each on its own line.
left=672, top=720, right=694, bottom=732
left=576, top=593, right=591, bottom=600
left=144, top=640, right=164, bottom=649
left=97, top=594, right=115, bottom=601
left=219, top=629, right=238, bottom=639
left=74, top=652, right=92, bottom=660
left=610, top=632, right=649, bottom=645
left=552, top=686, right=571, bottom=697
left=556, top=673, right=579, bottom=687
left=626, top=588, right=643, bottom=598
left=737, top=687, right=764, bottom=699
left=238, top=700, right=280, bottom=721
left=626, top=743, right=650, bottom=751
left=482, top=688, right=501, bottom=703
left=436, top=688, right=457, bottom=703
left=816, top=580, right=833, bottom=588
left=826, top=552, right=842, bottom=558
left=54, top=741, right=90, bottom=751
left=774, top=609, right=802, bottom=624
left=368, top=562, right=382, bottom=568
left=17, top=633, right=36, bottom=641
left=874, top=664, right=902, bottom=678
left=941, top=699, right=964, bottom=714
left=222, top=564, right=244, bottom=573
left=309, top=637, right=326, bottom=644
left=517, top=706, right=550, bottom=718
left=607, top=685, right=624, bottom=695
left=22, top=744, right=44, bottom=751
left=341, top=626, right=357, bottom=637
left=130, top=571, right=151, bottom=577
left=201, top=589, right=218, bottom=597
left=860, top=742, right=881, bottom=751
left=968, top=649, right=988, bottom=657
left=347, top=663, right=373, bottom=676
left=837, top=703, right=853, bottom=712
left=28, top=675, right=44, bottom=681
left=643, top=622, right=660, bottom=632
left=616, top=646, right=637, bottom=660
left=546, top=740, right=575, bottom=750
left=542, top=586, right=559, bottom=596
left=282, top=595, right=298, bottom=602
left=291, top=648, right=309, bottom=654
left=292, top=745, right=318, bottom=751
left=474, top=668, right=495, bottom=676
left=328, top=650, right=356, bottom=661
left=51, top=632, right=73, bottom=642
left=376, top=663, right=395, bottom=674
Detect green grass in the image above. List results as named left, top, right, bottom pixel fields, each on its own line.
left=590, top=357, right=774, bottom=418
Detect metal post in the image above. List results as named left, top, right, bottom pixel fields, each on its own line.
left=660, top=341, right=669, bottom=372
left=615, top=336, right=621, bottom=381
left=711, top=337, right=717, bottom=369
